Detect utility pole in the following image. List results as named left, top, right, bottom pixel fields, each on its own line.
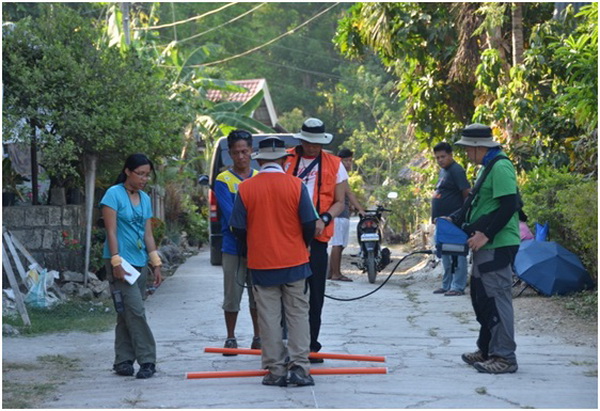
left=121, top=2, right=131, bottom=45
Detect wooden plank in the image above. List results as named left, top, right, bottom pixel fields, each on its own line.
left=2, top=243, right=31, bottom=326
left=8, top=232, right=42, bottom=271
left=3, top=231, right=28, bottom=285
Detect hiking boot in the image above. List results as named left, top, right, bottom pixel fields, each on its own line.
left=473, top=356, right=518, bottom=374
left=262, top=372, right=287, bottom=387
left=136, top=363, right=156, bottom=379
left=113, top=360, right=134, bottom=376
left=461, top=350, right=487, bottom=365
left=251, top=337, right=261, bottom=350
left=287, top=365, right=315, bottom=386
left=223, top=338, right=238, bottom=356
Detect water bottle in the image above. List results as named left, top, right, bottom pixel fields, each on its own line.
left=112, top=289, right=125, bottom=313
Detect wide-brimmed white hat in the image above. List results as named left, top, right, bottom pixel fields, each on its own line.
left=251, top=137, right=292, bottom=160
left=455, top=123, right=501, bottom=148
left=293, top=118, right=333, bottom=145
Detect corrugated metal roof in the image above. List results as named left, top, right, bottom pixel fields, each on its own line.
left=206, top=79, right=264, bottom=103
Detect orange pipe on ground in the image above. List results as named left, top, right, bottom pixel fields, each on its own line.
left=204, top=347, right=385, bottom=363
left=186, top=367, right=387, bottom=379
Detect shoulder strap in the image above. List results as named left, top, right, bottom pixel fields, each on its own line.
left=470, top=155, right=509, bottom=198
left=450, top=155, right=510, bottom=226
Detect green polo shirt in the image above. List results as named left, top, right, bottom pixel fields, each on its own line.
left=467, top=152, right=520, bottom=249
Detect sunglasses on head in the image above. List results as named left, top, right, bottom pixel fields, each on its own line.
left=229, top=130, right=252, bottom=140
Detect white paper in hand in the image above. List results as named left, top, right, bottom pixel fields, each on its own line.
left=120, top=258, right=141, bottom=285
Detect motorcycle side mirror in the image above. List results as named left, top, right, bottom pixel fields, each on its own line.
left=198, top=175, right=209, bottom=186
left=387, top=191, right=398, bottom=200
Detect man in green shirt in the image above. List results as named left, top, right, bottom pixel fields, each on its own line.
left=453, top=123, right=520, bottom=374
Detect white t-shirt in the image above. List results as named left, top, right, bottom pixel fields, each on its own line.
left=296, top=156, right=348, bottom=202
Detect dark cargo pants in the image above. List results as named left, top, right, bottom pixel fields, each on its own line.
left=470, top=249, right=517, bottom=363
left=106, top=262, right=156, bottom=366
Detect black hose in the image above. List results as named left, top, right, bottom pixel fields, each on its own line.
left=324, top=250, right=433, bottom=302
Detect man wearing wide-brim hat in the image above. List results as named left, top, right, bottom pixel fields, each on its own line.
left=451, top=123, right=521, bottom=374
left=284, top=118, right=347, bottom=360
left=230, top=137, right=319, bottom=387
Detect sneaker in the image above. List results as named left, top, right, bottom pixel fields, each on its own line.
left=473, top=356, right=518, bottom=374
left=461, top=350, right=487, bottom=365
left=433, top=288, right=448, bottom=294
left=251, top=337, right=261, bottom=350
left=136, top=363, right=156, bottom=379
left=287, top=365, right=315, bottom=386
left=113, top=360, right=134, bottom=376
left=262, top=372, right=287, bottom=387
left=223, top=338, right=238, bottom=356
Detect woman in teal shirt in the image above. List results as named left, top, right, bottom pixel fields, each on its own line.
left=101, top=153, right=163, bottom=379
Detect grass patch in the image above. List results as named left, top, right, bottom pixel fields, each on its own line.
left=2, top=355, right=80, bottom=408
left=3, top=299, right=115, bottom=335
left=2, top=380, right=57, bottom=408
left=560, top=291, right=598, bottom=320
left=38, top=355, right=82, bottom=371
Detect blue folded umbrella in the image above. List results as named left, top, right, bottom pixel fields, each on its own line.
left=514, top=240, right=594, bottom=296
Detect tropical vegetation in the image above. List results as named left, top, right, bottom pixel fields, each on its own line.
left=2, top=3, right=597, bottom=286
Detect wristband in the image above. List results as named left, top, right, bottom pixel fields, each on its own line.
left=149, top=250, right=162, bottom=267
left=320, top=212, right=333, bottom=226
left=111, top=255, right=122, bottom=267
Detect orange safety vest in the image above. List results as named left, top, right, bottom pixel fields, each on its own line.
left=284, top=147, right=341, bottom=243
left=237, top=172, right=310, bottom=270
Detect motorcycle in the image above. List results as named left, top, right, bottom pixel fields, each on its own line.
left=355, top=204, right=392, bottom=283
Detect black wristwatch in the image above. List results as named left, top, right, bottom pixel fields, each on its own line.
left=320, top=212, right=333, bottom=226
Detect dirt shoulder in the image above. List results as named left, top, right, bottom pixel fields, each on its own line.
left=340, top=245, right=597, bottom=349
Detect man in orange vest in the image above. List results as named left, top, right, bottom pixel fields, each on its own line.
left=230, top=137, right=319, bottom=387
left=284, top=118, right=347, bottom=361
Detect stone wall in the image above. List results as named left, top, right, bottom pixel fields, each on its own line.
left=3, top=205, right=86, bottom=273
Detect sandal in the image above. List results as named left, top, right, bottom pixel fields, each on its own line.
left=444, top=290, right=464, bottom=296
left=331, top=275, right=353, bottom=282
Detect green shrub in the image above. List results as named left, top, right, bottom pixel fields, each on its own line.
left=151, top=217, right=166, bottom=246
left=556, top=180, right=598, bottom=281
left=521, top=165, right=584, bottom=241
left=521, top=166, right=597, bottom=283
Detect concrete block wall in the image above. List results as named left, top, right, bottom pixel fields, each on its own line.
left=3, top=205, right=86, bottom=273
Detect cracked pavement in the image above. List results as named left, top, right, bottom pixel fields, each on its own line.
left=3, top=224, right=597, bottom=408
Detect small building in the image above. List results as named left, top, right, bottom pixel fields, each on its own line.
left=206, top=79, right=287, bottom=132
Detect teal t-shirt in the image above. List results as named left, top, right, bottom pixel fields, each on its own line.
left=467, top=152, right=520, bottom=249
left=101, top=183, right=153, bottom=267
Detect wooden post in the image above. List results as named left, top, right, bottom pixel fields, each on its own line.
left=3, top=231, right=27, bottom=284
left=2, top=243, right=31, bottom=326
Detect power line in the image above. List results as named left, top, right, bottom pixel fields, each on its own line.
left=157, top=3, right=266, bottom=46
left=238, top=55, right=345, bottom=81
left=134, top=2, right=238, bottom=31
left=227, top=32, right=346, bottom=64
left=194, top=3, right=341, bottom=68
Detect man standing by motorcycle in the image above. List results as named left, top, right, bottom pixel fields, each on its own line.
left=431, top=142, right=471, bottom=296
left=284, top=118, right=347, bottom=361
left=328, top=148, right=365, bottom=282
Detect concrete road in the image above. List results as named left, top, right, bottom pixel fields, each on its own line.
left=3, top=237, right=598, bottom=408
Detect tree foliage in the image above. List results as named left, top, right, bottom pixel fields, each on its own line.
left=3, top=4, right=186, bottom=186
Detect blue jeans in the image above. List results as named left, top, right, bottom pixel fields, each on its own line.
left=441, top=254, right=468, bottom=292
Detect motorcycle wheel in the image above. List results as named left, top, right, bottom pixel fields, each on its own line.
left=367, top=250, right=377, bottom=284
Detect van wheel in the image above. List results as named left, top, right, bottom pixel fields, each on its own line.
left=210, top=244, right=222, bottom=266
